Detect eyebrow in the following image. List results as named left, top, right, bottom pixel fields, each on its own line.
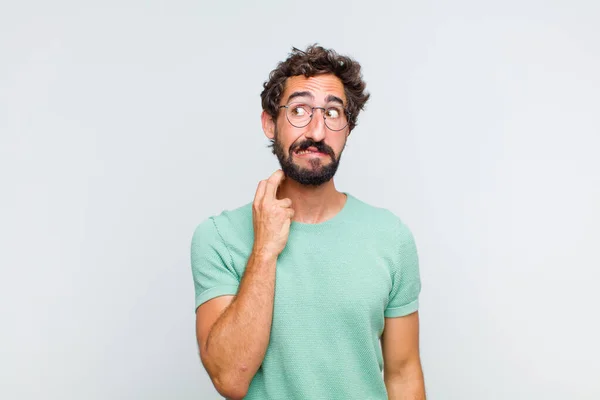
left=285, top=91, right=346, bottom=106
left=325, top=95, right=344, bottom=106
left=286, top=91, right=314, bottom=103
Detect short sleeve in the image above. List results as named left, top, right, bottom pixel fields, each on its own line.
left=190, top=217, right=240, bottom=311
left=384, top=222, right=422, bottom=318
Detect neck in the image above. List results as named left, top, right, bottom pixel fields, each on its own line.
left=276, top=178, right=347, bottom=224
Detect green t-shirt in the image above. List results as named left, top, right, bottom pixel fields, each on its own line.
left=191, top=193, right=421, bottom=399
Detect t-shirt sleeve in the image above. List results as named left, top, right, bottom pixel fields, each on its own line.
left=384, top=221, right=422, bottom=318
left=190, top=217, right=240, bottom=312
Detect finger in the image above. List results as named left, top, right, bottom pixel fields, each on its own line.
left=264, top=169, right=285, bottom=200
left=254, top=180, right=267, bottom=203
left=277, top=198, right=292, bottom=208
left=286, top=208, right=295, bottom=219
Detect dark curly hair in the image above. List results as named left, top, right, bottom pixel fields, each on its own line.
left=260, top=44, right=370, bottom=133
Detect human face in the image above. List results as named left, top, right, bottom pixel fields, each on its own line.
left=262, top=74, right=350, bottom=186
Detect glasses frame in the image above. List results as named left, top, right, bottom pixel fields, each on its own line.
left=278, top=102, right=351, bottom=132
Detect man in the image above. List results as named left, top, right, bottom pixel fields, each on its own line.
left=191, top=45, right=425, bottom=400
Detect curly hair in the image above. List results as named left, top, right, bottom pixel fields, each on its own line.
left=260, top=44, right=370, bottom=132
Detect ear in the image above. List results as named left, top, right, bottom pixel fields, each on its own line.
left=261, top=110, right=276, bottom=140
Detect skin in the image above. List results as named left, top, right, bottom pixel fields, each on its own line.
left=196, top=74, right=425, bottom=399
left=382, top=312, right=426, bottom=399
left=196, top=170, right=291, bottom=400
left=262, top=74, right=350, bottom=222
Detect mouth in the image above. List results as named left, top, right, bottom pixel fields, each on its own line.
left=294, top=146, right=329, bottom=157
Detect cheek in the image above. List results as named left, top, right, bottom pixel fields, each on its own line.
left=278, top=125, right=306, bottom=149
left=332, top=136, right=348, bottom=154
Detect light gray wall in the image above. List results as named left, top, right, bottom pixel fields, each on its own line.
left=1, top=1, right=599, bottom=399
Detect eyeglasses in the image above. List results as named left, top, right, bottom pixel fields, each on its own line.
left=278, top=102, right=351, bottom=131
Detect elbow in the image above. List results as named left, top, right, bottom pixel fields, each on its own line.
left=212, top=372, right=250, bottom=400
left=201, top=349, right=252, bottom=399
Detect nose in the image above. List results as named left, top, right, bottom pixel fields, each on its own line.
left=304, top=108, right=327, bottom=142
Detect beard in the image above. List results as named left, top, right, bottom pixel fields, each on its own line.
left=271, top=128, right=345, bottom=186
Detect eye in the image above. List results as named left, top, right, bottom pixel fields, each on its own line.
left=325, top=107, right=342, bottom=119
left=290, top=105, right=308, bottom=117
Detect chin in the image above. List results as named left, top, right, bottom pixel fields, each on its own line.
left=294, top=158, right=332, bottom=167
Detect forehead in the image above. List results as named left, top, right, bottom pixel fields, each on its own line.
left=281, top=74, right=346, bottom=104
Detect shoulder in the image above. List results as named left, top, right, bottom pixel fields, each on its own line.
left=347, top=193, right=413, bottom=238
left=191, top=201, right=253, bottom=246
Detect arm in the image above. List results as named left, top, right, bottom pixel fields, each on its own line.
left=381, top=311, right=426, bottom=400
left=194, top=170, right=293, bottom=400
left=196, top=251, right=278, bottom=400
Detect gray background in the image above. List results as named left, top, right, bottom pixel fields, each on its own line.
left=1, top=1, right=599, bottom=399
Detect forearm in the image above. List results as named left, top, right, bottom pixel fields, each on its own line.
left=385, top=362, right=426, bottom=400
left=204, top=250, right=277, bottom=392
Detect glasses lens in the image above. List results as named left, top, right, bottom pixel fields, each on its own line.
left=323, top=106, right=348, bottom=131
left=286, top=103, right=312, bottom=128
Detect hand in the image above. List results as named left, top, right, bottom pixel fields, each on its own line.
left=251, top=170, right=294, bottom=259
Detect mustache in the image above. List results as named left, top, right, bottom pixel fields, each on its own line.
left=291, top=140, right=335, bottom=157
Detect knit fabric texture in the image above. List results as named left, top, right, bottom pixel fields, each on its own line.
left=191, top=193, right=421, bottom=399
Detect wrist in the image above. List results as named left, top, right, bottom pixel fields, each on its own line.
left=251, top=246, right=279, bottom=263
